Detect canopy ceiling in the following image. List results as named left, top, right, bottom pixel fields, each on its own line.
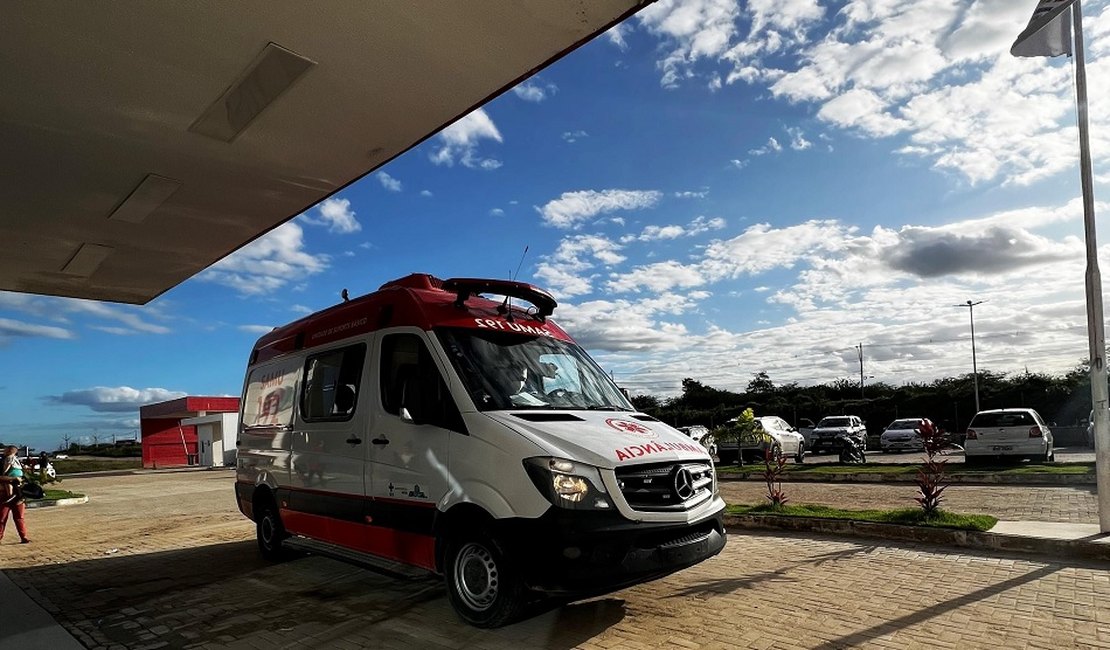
left=0, top=0, right=647, bottom=303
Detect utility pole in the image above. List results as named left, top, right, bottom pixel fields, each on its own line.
left=954, top=300, right=985, bottom=412
left=856, top=343, right=865, bottom=399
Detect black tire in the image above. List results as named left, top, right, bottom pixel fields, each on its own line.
left=444, top=530, right=525, bottom=628
left=795, top=442, right=805, bottom=464
left=770, top=443, right=782, bottom=461
left=256, top=497, right=288, bottom=561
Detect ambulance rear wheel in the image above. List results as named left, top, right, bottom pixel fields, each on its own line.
left=445, top=531, right=524, bottom=628
left=256, top=498, right=288, bottom=561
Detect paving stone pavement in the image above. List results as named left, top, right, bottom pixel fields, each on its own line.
left=2, top=471, right=1109, bottom=649
left=720, top=481, right=1099, bottom=524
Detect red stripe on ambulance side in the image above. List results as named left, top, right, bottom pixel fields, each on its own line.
left=280, top=509, right=437, bottom=571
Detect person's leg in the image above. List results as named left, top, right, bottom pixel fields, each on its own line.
left=0, top=502, right=9, bottom=541
left=12, top=502, right=28, bottom=542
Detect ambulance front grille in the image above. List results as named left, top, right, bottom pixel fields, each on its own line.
left=614, top=461, right=713, bottom=511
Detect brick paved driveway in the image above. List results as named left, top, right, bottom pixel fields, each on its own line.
left=2, top=472, right=1109, bottom=649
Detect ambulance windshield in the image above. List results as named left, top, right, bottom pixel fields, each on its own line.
left=436, top=328, right=634, bottom=412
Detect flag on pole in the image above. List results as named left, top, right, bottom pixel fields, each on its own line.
left=1012, top=0, right=1075, bottom=57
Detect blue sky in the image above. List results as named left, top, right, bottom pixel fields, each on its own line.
left=4, top=0, right=1110, bottom=450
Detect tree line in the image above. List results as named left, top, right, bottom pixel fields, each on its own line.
left=629, top=366, right=1095, bottom=434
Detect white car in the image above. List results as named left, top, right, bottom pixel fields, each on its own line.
left=754, top=416, right=806, bottom=463
left=965, top=408, right=1053, bottom=463
left=711, top=415, right=806, bottom=463
left=678, top=425, right=716, bottom=455
left=808, top=415, right=867, bottom=454
left=880, top=418, right=930, bottom=452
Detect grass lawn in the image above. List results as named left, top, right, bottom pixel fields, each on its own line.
left=719, top=462, right=1095, bottom=476
left=42, top=488, right=84, bottom=500
left=727, top=503, right=998, bottom=531
left=53, top=458, right=142, bottom=475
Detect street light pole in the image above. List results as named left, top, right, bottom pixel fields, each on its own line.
left=955, top=300, right=985, bottom=412
left=857, top=342, right=865, bottom=399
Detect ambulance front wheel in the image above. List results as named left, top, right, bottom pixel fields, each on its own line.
left=256, top=497, right=288, bottom=561
left=445, top=530, right=525, bottom=628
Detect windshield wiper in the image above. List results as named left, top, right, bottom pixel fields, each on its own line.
left=586, top=404, right=634, bottom=411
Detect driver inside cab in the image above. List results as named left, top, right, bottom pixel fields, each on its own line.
left=489, top=364, right=547, bottom=407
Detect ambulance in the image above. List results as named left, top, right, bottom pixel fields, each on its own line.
left=234, top=274, right=726, bottom=627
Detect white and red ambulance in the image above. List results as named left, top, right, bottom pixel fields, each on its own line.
left=235, top=274, right=725, bottom=627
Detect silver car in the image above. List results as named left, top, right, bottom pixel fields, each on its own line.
left=880, top=418, right=930, bottom=452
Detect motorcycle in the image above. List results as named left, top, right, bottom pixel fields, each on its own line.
left=837, top=432, right=867, bottom=464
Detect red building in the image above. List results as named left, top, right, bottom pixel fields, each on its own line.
left=140, top=396, right=240, bottom=468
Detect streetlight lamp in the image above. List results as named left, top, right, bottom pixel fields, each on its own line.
left=954, top=299, right=985, bottom=412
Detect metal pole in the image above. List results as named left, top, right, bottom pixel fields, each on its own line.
left=1072, top=0, right=1110, bottom=532
left=857, top=343, right=865, bottom=399
left=954, top=300, right=984, bottom=413
left=969, top=301, right=980, bottom=412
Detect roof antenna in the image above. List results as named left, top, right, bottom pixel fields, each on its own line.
left=500, top=245, right=529, bottom=322
left=512, top=245, right=529, bottom=281
left=341, top=288, right=349, bottom=302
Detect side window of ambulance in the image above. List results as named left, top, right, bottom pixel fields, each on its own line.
left=300, top=343, right=366, bottom=422
left=380, top=333, right=467, bottom=434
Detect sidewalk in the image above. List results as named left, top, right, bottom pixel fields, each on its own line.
left=0, top=570, right=83, bottom=649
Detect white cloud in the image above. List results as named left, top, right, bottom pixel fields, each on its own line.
left=201, top=222, right=328, bottom=296
left=49, top=386, right=188, bottom=413
left=537, top=189, right=662, bottom=229
left=630, top=0, right=1110, bottom=186
left=377, top=172, right=402, bottom=192
left=300, top=198, right=361, bottom=234
left=748, top=137, right=783, bottom=155
left=562, top=130, right=589, bottom=143
left=420, top=190, right=433, bottom=197
left=0, top=317, right=73, bottom=342
left=239, top=324, right=275, bottom=334
left=786, top=126, right=812, bottom=150
left=606, top=23, right=631, bottom=51
left=675, top=189, right=709, bottom=198
left=430, top=108, right=503, bottom=170
left=534, top=235, right=626, bottom=298
left=512, top=80, right=556, bottom=102
left=607, top=260, right=707, bottom=293
left=539, top=191, right=1108, bottom=398
left=490, top=208, right=505, bottom=217
left=621, top=215, right=726, bottom=242
left=0, top=292, right=170, bottom=336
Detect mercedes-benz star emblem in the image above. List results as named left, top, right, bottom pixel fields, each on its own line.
left=673, top=467, right=695, bottom=500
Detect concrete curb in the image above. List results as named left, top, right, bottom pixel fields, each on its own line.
left=724, top=513, right=1110, bottom=562
left=25, top=496, right=88, bottom=509
left=719, top=471, right=1096, bottom=486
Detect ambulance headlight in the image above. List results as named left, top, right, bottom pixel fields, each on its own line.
left=524, top=457, right=613, bottom=510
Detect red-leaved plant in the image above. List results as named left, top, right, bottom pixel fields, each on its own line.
left=915, top=420, right=949, bottom=516
left=763, top=447, right=789, bottom=508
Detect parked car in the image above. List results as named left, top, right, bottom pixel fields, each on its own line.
left=808, top=415, right=866, bottom=454
left=965, top=408, right=1053, bottom=463
left=711, top=415, right=805, bottom=464
left=678, top=425, right=716, bottom=455
left=795, top=418, right=816, bottom=443
left=880, top=418, right=931, bottom=452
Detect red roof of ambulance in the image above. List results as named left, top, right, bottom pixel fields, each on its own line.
left=250, top=273, right=574, bottom=364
